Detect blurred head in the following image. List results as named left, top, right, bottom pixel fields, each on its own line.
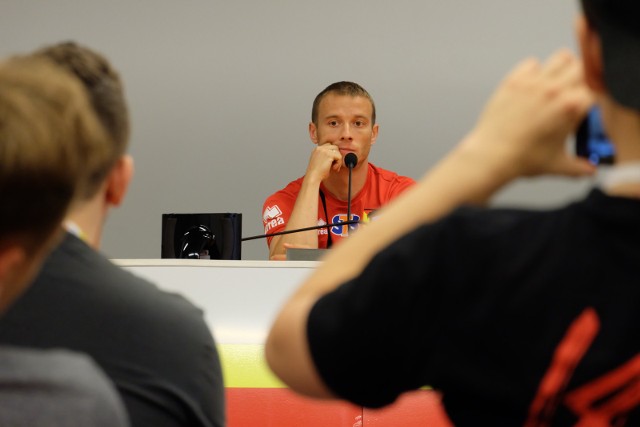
left=32, top=41, right=130, bottom=200
left=0, top=56, right=109, bottom=310
left=580, top=0, right=640, bottom=112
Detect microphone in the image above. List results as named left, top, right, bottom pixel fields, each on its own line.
left=344, top=152, right=358, bottom=168
left=344, top=153, right=358, bottom=236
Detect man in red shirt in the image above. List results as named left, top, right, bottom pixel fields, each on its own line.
left=262, top=81, right=415, bottom=260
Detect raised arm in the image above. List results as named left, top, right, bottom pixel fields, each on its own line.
left=268, top=143, right=342, bottom=260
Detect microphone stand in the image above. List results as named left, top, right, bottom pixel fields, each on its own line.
left=347, top=163, right=352, bottom=236
left=344, top=152, right=357, bottom=236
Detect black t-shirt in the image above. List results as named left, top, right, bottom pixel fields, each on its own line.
left=0, top=233, right=225, bottom=427
left=308, top=189, right=640, bottom=425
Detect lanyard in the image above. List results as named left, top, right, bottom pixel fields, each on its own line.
left=319, top=190, right=333, bottom=249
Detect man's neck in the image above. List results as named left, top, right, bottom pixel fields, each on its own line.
left=595, top=97, right=640, bottom=198
left=322, top=161, right=369, bottom=201
left=65, top=195, right=107, bottom=250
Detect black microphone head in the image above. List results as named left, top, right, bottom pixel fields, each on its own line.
left=344, top=152, right=358, bottom=168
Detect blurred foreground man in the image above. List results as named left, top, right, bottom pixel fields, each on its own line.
left=0, top=57, right=129, bottom=426
left=0, top=43, right=225, bottom=427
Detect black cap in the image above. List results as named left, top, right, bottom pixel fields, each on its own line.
left=582, top=0, right=640, bottom=111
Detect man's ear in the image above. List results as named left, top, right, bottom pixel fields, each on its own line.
left=309, top=122, right=319, bottom=145
left=0, top=245, right=29, bottom=313
left=105, top=155, right=134, bottom=207
left=577, top=14, right=605, bottom=92
left=0, top=245, right=24, bottom=289
left=370, top=123, right=379, bottom=146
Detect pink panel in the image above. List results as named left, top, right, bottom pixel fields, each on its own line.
left=363, top=390, right=453, bottom=427
left=226, top=387, right=362, bottom=427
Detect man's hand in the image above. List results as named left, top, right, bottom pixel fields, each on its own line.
left=461, top=49, right=596, bottom=180
left=269, top=243, right=315, bottom=261
left=305, top=143, right=343, bottom=183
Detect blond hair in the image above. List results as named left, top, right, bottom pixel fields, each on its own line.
left=311, top=81, right=376, bottom=125
left=0, top=57, right=110, bottom=249
left=32, top=41, right=130, bottom=200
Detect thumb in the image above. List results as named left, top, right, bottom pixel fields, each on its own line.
left=550, top=156, right=597, bottom=177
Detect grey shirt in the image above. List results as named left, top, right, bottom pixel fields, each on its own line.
left=0, top=346, right=129, bottom=427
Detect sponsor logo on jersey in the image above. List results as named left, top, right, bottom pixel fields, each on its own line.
left=263, top=205, right=283, bottom=222
left=263, top=205, right=284, bottom=233
left=362, top=209, right=379, bottom=224
left=330, top=214, right=360, bottom=236
left=317, top=219, right=328, bottom=235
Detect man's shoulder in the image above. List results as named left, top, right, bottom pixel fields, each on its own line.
left=47, top=234, right=155, bottom=289
left=0, top=346, right=129, bottom=426
left=0, top=346, right=119, bottom=393
left=263, top=176, right=306, bottom=208
left=368, top=163, right=415, bottom=185
left=0, top=346, right=98, bottom=375
left=38, top=233, right=205, bottom=321
left=431, top=196, right=590, bottom=246
left=365, top=163, right=415, bottom=200
left=268, top=176, right=305, bottom=195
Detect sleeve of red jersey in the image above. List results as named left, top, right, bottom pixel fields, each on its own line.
left=262, top=190, right=296, bottom=247
left=388, top=175, right=416, bottom=199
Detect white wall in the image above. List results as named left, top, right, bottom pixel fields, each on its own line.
left=1, top=1, right=590, bottom=260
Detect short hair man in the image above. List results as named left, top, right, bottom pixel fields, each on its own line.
left=266, top=1, right=639, bottom=425
left=0, top=42, right=225, bottom=427
left=0, top=56, right=128, bottom=426
left=262, top=81, right=415, bottom=260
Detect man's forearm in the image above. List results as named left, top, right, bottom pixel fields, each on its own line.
left=269, top=176, right=323, bottom=259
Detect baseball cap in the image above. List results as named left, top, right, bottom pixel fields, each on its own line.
left=581, top=0, right=640, bottom=111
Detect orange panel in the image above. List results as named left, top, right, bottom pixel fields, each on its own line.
left=227, top=387, right=362, bottom=427
left=363, top=390, right=453, bottom=427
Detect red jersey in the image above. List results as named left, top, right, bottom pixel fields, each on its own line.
left=262, top=163, right=415, bottom=248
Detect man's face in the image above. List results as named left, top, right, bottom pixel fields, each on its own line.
left=309, top=94, right=379, bottom=168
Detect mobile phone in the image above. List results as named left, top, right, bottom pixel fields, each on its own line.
left=575, top=106, right=614, bottom=165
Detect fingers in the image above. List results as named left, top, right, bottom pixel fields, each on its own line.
left=541, top=49, right=576, bottom=80
left=324, top=144, right=342, bottom=172
left=323, top=144, right=342, bottom=161
left=306, top=143, right=343, bottom=180
left=548, top=154, right=597, bottom=178
left=317, top=143, right=343, bottom=171
left=540, top=50, right=593, bottom=119
left=508, top=56, right=541, bottom=80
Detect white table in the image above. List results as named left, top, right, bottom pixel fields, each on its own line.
left=114, top=259, right=318, bottom=344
